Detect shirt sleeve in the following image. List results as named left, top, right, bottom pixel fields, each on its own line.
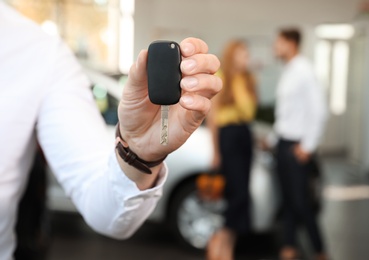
left=36, top=39, right=167, bottom=239
left=300, top=71, right=328, bottom=153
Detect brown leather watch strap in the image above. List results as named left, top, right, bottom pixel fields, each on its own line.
left=115, top=124, right=167, bottom=174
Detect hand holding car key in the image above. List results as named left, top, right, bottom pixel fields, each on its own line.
left=147, top=41, right=182, bottom=145
left=117, top=37, right=221, bottom=168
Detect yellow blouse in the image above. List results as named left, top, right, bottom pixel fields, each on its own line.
left=215, top=72, right=256, bottom=127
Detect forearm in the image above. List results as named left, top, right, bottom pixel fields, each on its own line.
left=37, top=73, right=165, bottom=239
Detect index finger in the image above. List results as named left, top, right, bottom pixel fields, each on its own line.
left=180, top=37, right=209, bottom=57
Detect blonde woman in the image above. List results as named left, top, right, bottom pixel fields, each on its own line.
left=207, top=40, right=257, bottom=260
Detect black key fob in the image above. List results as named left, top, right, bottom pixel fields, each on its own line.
left=147, top=41, right=182, bottom=105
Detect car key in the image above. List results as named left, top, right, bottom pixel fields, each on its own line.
left=147, top=41, right=182, bottom=145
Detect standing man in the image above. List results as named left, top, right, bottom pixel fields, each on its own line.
left=265, top=28, right=328, bottom=260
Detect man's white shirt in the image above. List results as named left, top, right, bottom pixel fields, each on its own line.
left=270, top=55, right=327, bottom=152
left=0, top=3, right=167, bottom=259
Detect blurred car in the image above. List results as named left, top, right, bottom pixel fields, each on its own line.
left=47, top=67, right=281, bottom=250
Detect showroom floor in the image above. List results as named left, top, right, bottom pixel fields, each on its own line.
left=47, top=158, right=369, bottom=260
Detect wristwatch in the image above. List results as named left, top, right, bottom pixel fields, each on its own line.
left=115, top=124, right=167, bottom=174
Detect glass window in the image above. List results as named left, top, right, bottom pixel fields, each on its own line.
left=8, top=0, right=120, bottom=72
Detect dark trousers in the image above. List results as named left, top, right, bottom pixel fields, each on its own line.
left=219, top=124, right=253, bottom=234
left=276, top=139, right=324, bottom=253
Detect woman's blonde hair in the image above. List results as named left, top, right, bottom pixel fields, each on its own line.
left=218, top=40, right=256, bottom=106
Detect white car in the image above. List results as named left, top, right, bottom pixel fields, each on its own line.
left=47, top=68, right=281, bottom=249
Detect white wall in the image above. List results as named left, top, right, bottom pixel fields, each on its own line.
left=134, top=0, right=362, bottom=57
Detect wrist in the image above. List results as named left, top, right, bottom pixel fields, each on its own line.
left=116, top=124, right=167, bottom=174
left=115, top=149, right=163, bottom=190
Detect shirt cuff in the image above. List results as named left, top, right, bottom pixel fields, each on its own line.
left=108, top=151, right=168, bottom=202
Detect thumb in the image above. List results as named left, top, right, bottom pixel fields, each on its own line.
left=127, top=50, right=148, bottom=90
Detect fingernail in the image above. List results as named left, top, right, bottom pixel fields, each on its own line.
left=182, top=77, right=198, bottom=89
left=181, top=95, right=194, bottom=105
left=182, top=43, right=194, bottom=55
left=182, top=59, right=196, bottom=72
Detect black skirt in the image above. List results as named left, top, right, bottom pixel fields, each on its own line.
left=219, top=123, right=253, bottom=234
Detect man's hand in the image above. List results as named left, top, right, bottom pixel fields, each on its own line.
left=293, top=144, right=310, bottom=163
left=117, top=38, right=222, bottom=188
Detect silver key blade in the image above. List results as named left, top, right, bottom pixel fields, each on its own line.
left=160, top=105, right=169, bottom=145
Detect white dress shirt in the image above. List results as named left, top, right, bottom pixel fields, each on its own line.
left=270, top=55, right=327, bottom=152
left=0, top=3, right=167, bottom=259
